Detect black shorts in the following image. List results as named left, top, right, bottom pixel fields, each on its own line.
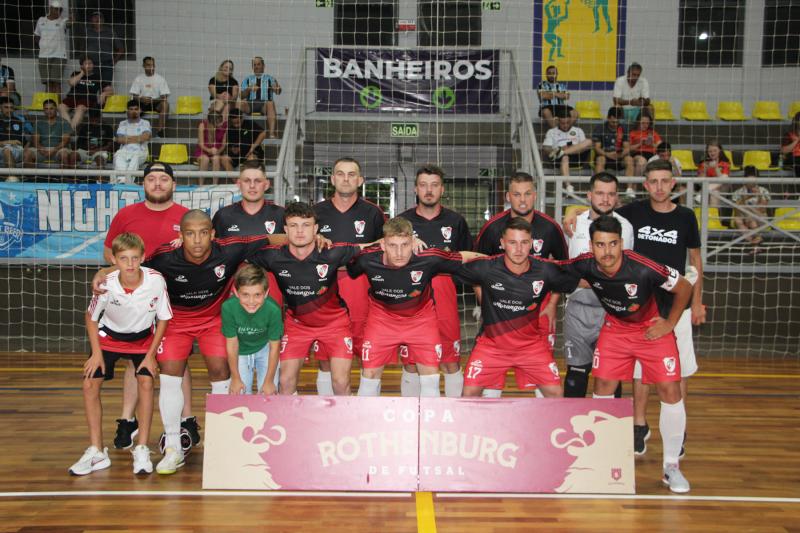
left=229, top=146, right=264, bottom=168
left=629, top=150, right=656, bottom=159
left=539, top=104, right=573, bottom=118
left=90, top=350, right=153, bottom=380
left=135, top=99, right=164, bottom=113
left=597, top=154, right=630, bottom=170
left=547, top=148, right=590, bottom=168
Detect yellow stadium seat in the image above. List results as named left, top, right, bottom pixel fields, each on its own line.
left=672, top=150, right=698, bottom=171
left=788, top=101, right=800, bottom=120
left=752, top=101, right=783, bottom=121
left=26, top=92, right=60, bottom=110
left=694, top=207, right=727, bottom=231
left=724, top=150, right=741, bottom=171
left=742, top=150, right=779, bottom=171
left=775, top=207, right=800, bottom=231
left=575, top=100, right=603, bottom=120
left=176, top=96, right=203, bottom=115
left=652, top=101, right=675, bottom=121
left=157, top=144, right=189, bottom=165
left=717, top=101, right=747, bottom=121
left=102, top=94, right=128, bottom=113
left=681, top=101, right=711, bottom=121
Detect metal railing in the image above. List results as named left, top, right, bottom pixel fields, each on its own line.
left=273, top=48, right=308, bottom=205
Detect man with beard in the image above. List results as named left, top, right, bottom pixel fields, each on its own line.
left=562, top=172, right=633, bottom=398
left=103, top=162, right=198, bottom=453
left=398, top=165, right=472, bottom=397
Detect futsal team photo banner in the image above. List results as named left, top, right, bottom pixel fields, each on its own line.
left=315, top=48, right=500, bottom=114
left=0, top=183, right=241, bottom=263
left=202, top=395, right=635, bottom=493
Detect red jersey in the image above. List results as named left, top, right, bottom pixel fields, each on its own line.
left=629, top=128, right=662, bottom=155
left=697, top=160, right=731, bottom=177
left=782, top=131, right=800, bottom=157
left=105, top=202, right=189, bottom=258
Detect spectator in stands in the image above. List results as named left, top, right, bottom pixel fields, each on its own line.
left=75, top=108, right=114, bottom=173
left=612, top=62, right=652, bottom=124
left=129, top=56, right=170, bottom=138
left=537, top=64, right=575, bottom=129
left=629, top=111, right=662, bottom=176
left=113, top=100, right=151, bottom=183
left=59, top=56, right=111, bottom=130
left=208, top=59, right=239, bottom=117
left=780, top=111, right=800, bottom=177
left=542, top=108, right=593, bottom=194
left=648, top=141, right=683, bottom=177
left=226, top=108, right=266, bottom=168
left=0, top=57, right=20, bottom=107
left=732, top=166, right=769, bottom=253
left=239, top=56, right=282, bottom=139
left=34, top=0, right=70, bottom=96
left=593, top=106, right=634, bottom=197
left=0, top=97, right=27, bottom=181
left=697, top=139, right=730, bottom=208
left=194, top=110, right=232, bottom=181
left=24, top=98, right=72, bottom=169
left=81, top=11, right=124, bottom=89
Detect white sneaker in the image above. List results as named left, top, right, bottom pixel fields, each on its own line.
left=662, top=463, right=691, bottom=493
left=156, top=447, right=185, bottom=475
left=132, top=444, right=153, bottom=475
left=625, top=187, right=636, bottom=199
left=69, top=446, right=111, bottom=476
left=550, top=148, right=564, bottom=161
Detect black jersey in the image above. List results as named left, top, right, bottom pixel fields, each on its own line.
left=145, top=235, right=270, bottom=322
left=563, top=250, right=680, bottom=324
left=314, top=198, right=385, bottom=243
left=248, top=243, right=361, bottom=326
left=212, top=201, right=285, bottom=238
left=456, top=255, right=579, bottom=343
left=398, top=206, right=473, bottom=252
left=347, top=247, right=463, bottom=316
left=474, top=209, right=568, bottom=260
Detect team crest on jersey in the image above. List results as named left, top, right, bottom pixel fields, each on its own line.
left=264, top=220, right=276, bottom=234
left=611, top=468, right=622, bottom=481
left=549, top=361, right=560, bottom=378
left=316, top=264, right=329, bottom=278
left=435, top=344, right=442, bottom=360
left=149, top=297, right=158, bottom=309
left=532, top=280, right=544, bottom=296
left=441, top=226, right=452, bottom=241
left=663, top=356, right=677, bottom=374
left=625, top=283, right=638, bottom=296
left=214, top=265, right=226, bottom=279
left=354, top=220, right=366, bottom=235
left=409, top=289, right=421, bottom=297
left=344, top=337, right=353, bottom=352
left=411, top=270, right=423, bottom=283
left=533, top=239, right=544, bottom=253
left=399, top=345, right=409, bottom=358
left=453, top=340, right=461, bottom=355
left=628, top=303, right=640, bottom=312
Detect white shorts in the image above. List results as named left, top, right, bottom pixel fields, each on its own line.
left=633, top=307, right=698, bottom=379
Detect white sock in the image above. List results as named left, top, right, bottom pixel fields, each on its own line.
left=357, top=376, right=381, bottom=397
left=210, top=378, right=231, bottom=394
left=419, top=374, right=441, bottom=397
left=592, top=393, right=615, bottom=399
left=482, top=388, right=502, bottom=398
left=534, top=388, right=544, bottom=398
left=159, top=374, right=183, bottom=451
left=660, top=399, right=686, bottom=467
left=400, top=369, right=421, bottom=397
left=316, top=370, right=334, bottom=396
left=443, top=370, right=463, bottom=398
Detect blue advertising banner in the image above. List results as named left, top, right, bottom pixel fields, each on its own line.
left=0, top=183, right=240, bottom=263
left=316, top=48, right=499, bottom=113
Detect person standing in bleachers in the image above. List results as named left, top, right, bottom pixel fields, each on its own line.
left=129, top=57, right=170, bottom=138
left=34, top=0, right=70, bottom=97
left=80, top=11, right=124, bottom=90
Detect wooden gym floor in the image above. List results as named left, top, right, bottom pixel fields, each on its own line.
left=0, top=356, right=798, bottom=532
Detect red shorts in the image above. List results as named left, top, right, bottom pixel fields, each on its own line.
left=361, top=301, right=441, bottom=369
left=156, top=316, right=227, bottom=362
left=280, top=313, right=353, bottom=361
left=464, top=334, right=560, bottom=390
left=405, top=275, right=461, bottom=366
left=338, top=271, right=369, bottom=351
left=592, top=316, right=681, bottom=384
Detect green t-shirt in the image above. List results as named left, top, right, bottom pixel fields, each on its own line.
left=221, top=296, right=283, bottom=356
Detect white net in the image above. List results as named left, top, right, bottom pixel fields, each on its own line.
left=0, top=0, right=798, bottom=360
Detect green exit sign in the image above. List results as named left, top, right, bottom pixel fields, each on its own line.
left=482, top=1, right=501, bottom=10
left=315, top=0, right=333, bottom=7
left=479, top=168, right=499, bottom=177
left=391, top=123, right=419, bottom=138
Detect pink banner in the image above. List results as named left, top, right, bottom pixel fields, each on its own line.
left=203, top=395, right=634, bottom=493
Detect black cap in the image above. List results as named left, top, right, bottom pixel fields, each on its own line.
left=143, top=161, right=175, bottom=180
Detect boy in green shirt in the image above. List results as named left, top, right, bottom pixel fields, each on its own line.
left=222, top=264, right=283, bottom=394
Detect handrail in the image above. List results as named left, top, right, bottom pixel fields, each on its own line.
left=273, top=48, right=307, bottom=205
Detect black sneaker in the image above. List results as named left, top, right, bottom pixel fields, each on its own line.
left=113, top=418, right=139, bottom=449
left=158, top=429, right=193, bottom=455
left=679, top=431, right=687, bottom=459
left=181, top=416, right=201, bottom=447
left=633, top=423, right=650, bottom=456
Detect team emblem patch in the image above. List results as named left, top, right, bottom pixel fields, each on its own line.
left=399, top=345, right=409, bottom=358
left=549, top=361, right=560, bottom=378
left=411, top=270, right=423, bottom=283
left=344, top=337, right=353, bottom=352
left=149, top=297, right=158, bottom=309
left=435, top=344, right=442, bottom=360
left=611, top=468, right=622, bottom=481
left=533, top=239, right=544, bottom=253
left=532, top=280, right=544, bottom=296
left=441, top=226, right=452, bottom=240
left=316, top=264, right=329, bottom=278
left=453, top=340, right=461, bottom=355
left=663, top=356, right=677, bottom=373
left=354, top=220, right=365, bottom=235
left=214, top=265, right=226, bottom=279
left=625, top=283, right=638, bottom=296
left=264, top=220, right=276, bottom=234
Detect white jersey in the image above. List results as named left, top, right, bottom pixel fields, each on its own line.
left=34, top=15, right=69, bottom=59
left=88, top=267, right=172, bottom=334
left=115, top=119, right=151, bottom=154
left=129, top=73, right=171, bottom=99
left=543, top=126, right=587, bottom=149
left=613, top=75, right=650, bottom=108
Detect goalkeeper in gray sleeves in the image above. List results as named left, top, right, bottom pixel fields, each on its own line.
left=562, top=172, right=634, bottom=397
